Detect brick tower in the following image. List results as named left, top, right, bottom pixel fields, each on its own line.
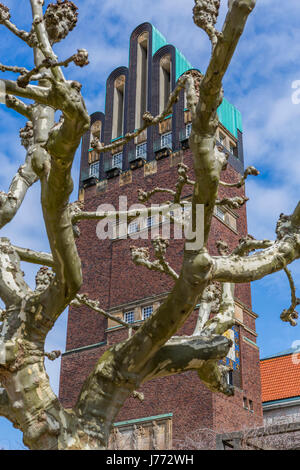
left=59, top=23, right=263, bottom=449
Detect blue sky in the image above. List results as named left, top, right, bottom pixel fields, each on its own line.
left=0, top=0, right=299, bottom=449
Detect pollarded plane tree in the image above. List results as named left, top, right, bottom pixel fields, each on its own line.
left=0, top=0, right=299, bottom=450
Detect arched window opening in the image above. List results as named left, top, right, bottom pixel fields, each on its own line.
left=135, top=32, right=149, bottom=129
left=159, top=55, right=171, bottom=113
left=89, top=120, right=102, bottom=148
left=112, top=75, right=125, bottom=140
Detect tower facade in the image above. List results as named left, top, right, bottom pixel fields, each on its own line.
left=59, top=23, right=263, bottom=449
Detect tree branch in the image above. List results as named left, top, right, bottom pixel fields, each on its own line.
left=142, top=334, right=232, bottom=382
left=71, top=294, right=139, bottom=330
left=216, top=195, right=249, bottom=209
left=0, top=122, right=38, bottom=229
left=13, top=245, right=54, bottom=268
left=280, top=267, right=300, bottom=326
left=193, top=0, right=222, bottom=50
left=131, top=238, right=179, bottom=281
left=213, top=211, right=300, bottom=283
left=71, top=201, right=177, bottom=225
left=5, top=94, right=32, bottom=119
left=0, top=63, right=28, bottom=75
left=137, top=187, right=176, bottom=203
left=1, top=78, right=50, bottom=104
left=16, top=49, right=89, bottom=88
left=232, top=235, right=274, bottom=256
left=0, top=3, right=32, bottom=44
left=137, top=163, right=194, bottom=205
left=30, top=0, right=64, bottom=83
left=0, top=238, right=31, bottom=309
left=219, top=166, right=259, bottom=188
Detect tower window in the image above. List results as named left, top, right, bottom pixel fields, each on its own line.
left=159, top=55, right=171, bottom=113
left=89, top=161, right=99, bottom=178
left=128, top=221, right=139, bottom=234
left=112, top=152, right=123, bottom=170
left=219, top=131, right=226, bottom=147
left=136, top=142, right=147, bottom=159
left=112, top=75, right=125, bottom=140
left=142, top=305, right=153, bottom=320
left=135, top=32, right=149, bottom=129
left=124, top=311, right=135, bottom=324
left=161, top=131, right=172, bottom=150
left=229, top=142, right=238, bottom=158
left=215, top=206, right=225, bottom=222
left=186, top=123, right=192, bottom=138
left=227, top=370, right=233, bottom=386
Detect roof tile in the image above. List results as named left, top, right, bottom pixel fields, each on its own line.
left=260, top=354, right=300, bottom=402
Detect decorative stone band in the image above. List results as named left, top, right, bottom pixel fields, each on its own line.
left=109, top=413, right=173, bottom=450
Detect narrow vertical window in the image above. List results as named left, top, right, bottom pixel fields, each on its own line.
left=112, top=75, right=125, bottom=140
left=186, top=123, right=192, bottom=138
left=215, top=206, right=225, bottom=222
left=89, top=161, right=99, bottom=178
left=161, top=131, right=172, bottom=149
left=112, top=152, right=123, bottom=169
left=135, top=32, right=149, bottom=129
left=124, top=311, right=135, bottom=324
left=159, top=55, right=171, bottom=113
left=142, top=305, right=153, bottom=320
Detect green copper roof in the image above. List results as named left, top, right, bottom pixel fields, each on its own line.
left=217, top=97, right=243, bottom=138
left=151, top=24, right=193, bottom=81
left=151, top=24, right=167, bottom=55
left=175, top=48, right=193, bottom=82
left=151, top=24, right=242, bottom=138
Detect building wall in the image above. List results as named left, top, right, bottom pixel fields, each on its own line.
left=59, top=22, right=263, bottom=448
left=264, top=404, right=300, bottom=426
left=59, top=149, right=263, bottom=440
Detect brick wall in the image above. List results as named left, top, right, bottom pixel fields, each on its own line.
left=59, top=149, right=264, bottom=445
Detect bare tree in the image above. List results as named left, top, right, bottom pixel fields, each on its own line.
left=0, top=0, right=299, bottom=450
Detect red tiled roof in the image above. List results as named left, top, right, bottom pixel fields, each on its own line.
left=260, top=354, right=300, bottom=402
